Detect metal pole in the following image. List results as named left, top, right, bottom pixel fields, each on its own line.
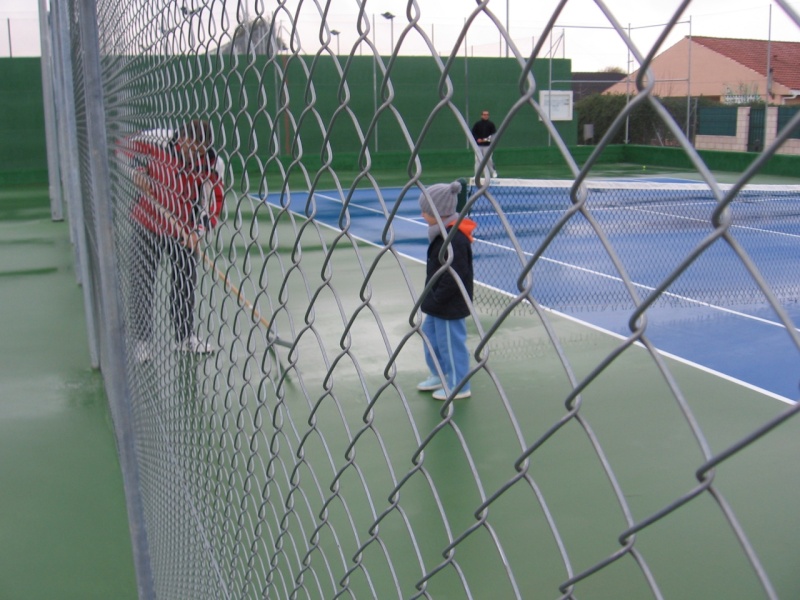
left=51, top=0, right=101, bottom=367
left=373, top=14, right=378, bottom=152
left=381, top=12, right=395, bottom=55
left=548, top=32, right=553, bottom=146
left=77, top=0, right=156, bottom=596
left=505, top=0, right=509, bottom=58
left=765, top=4, right=772, bottom=150
left=37, top=0, right=62, bottom=220
left=766, top=4, right=772, bottom=103
left=686, top=17, right=692, bottom=139
left=6, top=19, right=11, bottom=57
left=465, top=18, right=469, bottom=149
left=625, top=23, right=631, bottom=144
left=181, top=3, right=199, bottom=51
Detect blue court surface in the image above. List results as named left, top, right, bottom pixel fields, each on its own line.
left=263, top=181, right=800, bottom=403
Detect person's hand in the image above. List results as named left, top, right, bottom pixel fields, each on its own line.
left=132, top=167, right=152, bottom=195
left=183, top=230, right=201, bottom=253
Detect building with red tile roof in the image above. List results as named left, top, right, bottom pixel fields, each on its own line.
left=604, top=36, right=800, bottom=105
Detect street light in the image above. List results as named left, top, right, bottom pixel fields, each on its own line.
left=381, top=12, right=395, bottom=54
left=181, top=4, right=200, bottom=51
left=505, top=0, right=510, bottom=58
left=331, top=29, right=340, bottom=55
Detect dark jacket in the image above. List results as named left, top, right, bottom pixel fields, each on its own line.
left=471, top=119, right=497, bottom=146
left=421, top=221, right=476, bottom=319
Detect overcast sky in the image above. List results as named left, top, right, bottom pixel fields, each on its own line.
left=1, top=0, right=798, bottom=71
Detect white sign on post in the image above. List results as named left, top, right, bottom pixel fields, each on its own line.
left=539, top=90, right=574, bottom=121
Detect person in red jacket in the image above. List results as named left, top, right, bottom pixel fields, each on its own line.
left=123, top=120, right=224, bottom=362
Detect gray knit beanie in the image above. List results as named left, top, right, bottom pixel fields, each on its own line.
left=419, top=181, right=461, bottom=219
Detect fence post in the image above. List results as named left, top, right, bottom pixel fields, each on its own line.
left=76, top=0, right=156, bottom=596
left=48, top=0, right=101, bottom=368
left=37, top=0, right=63, bottom=220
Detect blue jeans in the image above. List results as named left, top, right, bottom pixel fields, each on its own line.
left=422, top=315, right=471, bottom=393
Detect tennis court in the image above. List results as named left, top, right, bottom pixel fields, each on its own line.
left=223, top=174, right=799, bottom=598
left=200, top=181, right=799, bottom=598
left=265, top=177, right=800, bottom=402
left=7, top=176, right=800, bottom=598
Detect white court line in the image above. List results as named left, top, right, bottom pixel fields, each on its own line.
left=474, top=278, right=797, bottom=406
left=474, top=237, right=795, bottom=331
left=473, top=201, right=800, bottom=240
left=312, top=191, right=428, bottom=226
left=275, top=192, right=796, bottom=330
left=549, top=305, right=797, bottom=406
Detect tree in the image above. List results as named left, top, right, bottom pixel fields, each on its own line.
left=221, top=17, right=287, bottom=56
left=575, top=93, right=722, bottom=146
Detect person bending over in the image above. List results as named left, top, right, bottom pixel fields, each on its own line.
left=123, top=119, right=224, bottom=362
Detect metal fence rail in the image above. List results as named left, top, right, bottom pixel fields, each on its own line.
left=41, top=1, right=800, bottom=598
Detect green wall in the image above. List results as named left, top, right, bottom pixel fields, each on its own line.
left=0, top=58, right=47, bottom=185
left=105, top=53, right=575, bottom=178
left=7, top=55, right=800, bottom=186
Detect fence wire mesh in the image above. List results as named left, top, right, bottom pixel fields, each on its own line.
left=44, top=1, right=800, bottom=599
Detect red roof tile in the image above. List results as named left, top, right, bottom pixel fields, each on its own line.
left=692, top=36, right=800, bottom=90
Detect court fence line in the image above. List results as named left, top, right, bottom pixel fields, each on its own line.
left=42, top=1, right=800, bottom=598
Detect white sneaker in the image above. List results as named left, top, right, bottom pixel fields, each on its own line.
left=132, top=340, right=152, bottom=363
left=180, top=334, right=215, bottom=355
left=433, top=388, right=471, bottom=401
left=416, top=375, right=443, bottom=391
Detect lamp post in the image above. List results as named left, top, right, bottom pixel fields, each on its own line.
left=331, top=29, right=340, bottom=55
left=381, top=12, right=395, bottom=54
left=181, top=4, right=200, bottom=51
left=505, top=0, right=510, bottom=58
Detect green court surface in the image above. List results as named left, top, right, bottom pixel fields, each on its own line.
left=0, top=186, right=137, bottom=599
left=177, top=196, right=800, bottom=600
left=3, top=180, right=800, bottom=599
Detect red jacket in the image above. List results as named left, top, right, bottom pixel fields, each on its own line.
left=121, top=136, right=224, bottom=240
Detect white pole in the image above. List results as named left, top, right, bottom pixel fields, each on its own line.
left=625, top=23, right=631, bottom=144
left=37, top=0, right=61, bottom=219
left=373, top=14, right=378, bottom=151
left=765, top=4, right=772, bottom=150
left=766, top=4, right=772, bottom=102
left=686, top=17, right=692, bottom=138
left=505, top=0, right=509, bottom=58
left=465, top=18, right=469, bottom=148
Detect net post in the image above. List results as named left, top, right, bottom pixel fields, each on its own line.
left=457, top=177, right=468, bottom=213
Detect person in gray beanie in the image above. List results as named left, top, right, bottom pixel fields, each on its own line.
left=416, top=181, right=477, bottom=400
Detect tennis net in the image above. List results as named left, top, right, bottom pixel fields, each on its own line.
left=467, top=178, right=800, bottom=313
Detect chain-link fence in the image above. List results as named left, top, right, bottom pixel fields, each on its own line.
left=41, top=1, right=800, bottom=598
